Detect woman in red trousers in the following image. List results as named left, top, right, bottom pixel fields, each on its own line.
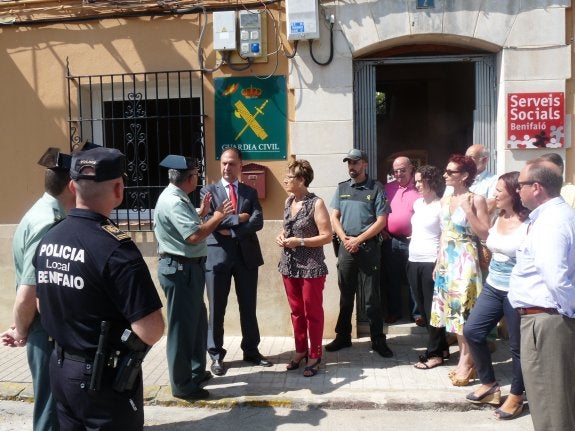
left=276, top=159, right=332, bottom=377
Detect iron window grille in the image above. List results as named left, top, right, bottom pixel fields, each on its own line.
left=67, top=69, right=205, bottom=231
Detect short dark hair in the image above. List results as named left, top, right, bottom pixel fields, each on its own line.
left=44, top=169, right=70, bottom=197
left=539, top=153, right=564, bottom=174
left=222, top=147, right=243, bottom=161
left=526, top=159, right=563, bottom=197
left=168, top=168, right=196, bottom=185
left=288, top=159, right=314, bottom=187
left=498, top=171, right=530, bottom=221
left=448, top=154, right=477, bottom=188
left=416, top=165, right=445, bottom=197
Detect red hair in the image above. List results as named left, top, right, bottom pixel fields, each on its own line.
left=447, top=154, right=477, bottom=188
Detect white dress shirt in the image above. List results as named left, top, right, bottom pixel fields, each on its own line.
left=508, top=197, right=575, bottom=317
left=469, top=170, right=497, bottom=199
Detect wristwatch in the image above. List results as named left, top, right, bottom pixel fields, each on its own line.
left=300, top=238, right=305, bottom=247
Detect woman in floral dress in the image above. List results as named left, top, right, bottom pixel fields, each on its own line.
left=430, top=154, right=490, bottom=386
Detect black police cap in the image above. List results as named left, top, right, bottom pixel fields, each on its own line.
left=70, top=147, right=126, bottom=182
left=37, top=147, right=72, bottom=171
left=80, top=140, right=101, bottom=151
left=38, top=147, right=72, bottom=171
left=159, top=155, right=198, bottom=170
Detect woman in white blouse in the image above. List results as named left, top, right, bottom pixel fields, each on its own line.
left=463, top=171, right=530, bottom=420
left=408, top=165, right=449, bottom=369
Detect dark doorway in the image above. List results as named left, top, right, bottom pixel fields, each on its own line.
left=354, top=57, right=488, bottom=336
left=376, top=61, right=475, bottom=181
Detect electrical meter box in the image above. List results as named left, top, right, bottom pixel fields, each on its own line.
left=213, top=11, right=237, bottom=51
left=238, top=10, right=263, bottom=57
left=286, top=0, right=320, bottom=40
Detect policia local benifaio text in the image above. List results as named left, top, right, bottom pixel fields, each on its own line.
left=36, top=243, right=85, bottom=289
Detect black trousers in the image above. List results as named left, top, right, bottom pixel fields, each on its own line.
left=206, top=243, right=261, bottom=360
left=335, top=241, right=384, bottom=339
left=406, top=260, right=447, bottom=357
left=49, top=350, right=144, bottom=431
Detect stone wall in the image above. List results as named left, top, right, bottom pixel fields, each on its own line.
left=0, top=222, right=344, bottom=339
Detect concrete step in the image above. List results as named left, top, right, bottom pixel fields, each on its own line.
left=357, top=320, right=428, bottom=337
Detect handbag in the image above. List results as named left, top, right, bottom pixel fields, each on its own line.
left=475, top=237, right=492, bottom=273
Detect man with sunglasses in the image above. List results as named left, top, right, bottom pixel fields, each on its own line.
left=380, top=156, right=421, bottom=325
left=508, top=157, right=575, bottom=430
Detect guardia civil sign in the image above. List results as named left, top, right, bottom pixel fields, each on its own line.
left=215, top=76, right=287, bottom=160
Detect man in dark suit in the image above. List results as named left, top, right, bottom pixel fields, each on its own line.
left=201, top=147, right=271, bottom=376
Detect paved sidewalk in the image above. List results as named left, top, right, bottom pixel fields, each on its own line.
left=0, top=323, right=520, bottom=412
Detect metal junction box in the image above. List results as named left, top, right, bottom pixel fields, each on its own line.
left=286, top=0, right=320, bottom=40
left=213, top=11, right=237, bottom=51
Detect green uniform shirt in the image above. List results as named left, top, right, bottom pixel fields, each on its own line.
left=330, top=176, right=390, bottom=236
left=13, top=192, right=65, bottom=287
left=153, top=183, right=207, bottom=258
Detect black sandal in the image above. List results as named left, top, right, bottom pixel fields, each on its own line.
left=303, top=358, right=321, bottom=377
left=414, top=356, right=443, bottom=370
left=286, top=353, right=308, bottom=371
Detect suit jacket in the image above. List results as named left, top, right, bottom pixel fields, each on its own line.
left=200, top=180, right=264, bottom=269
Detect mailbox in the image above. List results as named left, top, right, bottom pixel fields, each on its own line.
left=241, top=163, right=266, bottom=199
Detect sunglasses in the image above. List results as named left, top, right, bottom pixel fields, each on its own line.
left=444, top=169, right=461, bottom=176
left=517, top=181, right=536, bottom=190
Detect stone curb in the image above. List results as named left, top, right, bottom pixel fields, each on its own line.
left=0, top=382, right=495, bottom=413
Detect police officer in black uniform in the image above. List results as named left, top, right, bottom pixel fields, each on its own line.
left=34, top=147, right=165, bottom=430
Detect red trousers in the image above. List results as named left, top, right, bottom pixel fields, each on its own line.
left=282, top=275, right=325, bottom=359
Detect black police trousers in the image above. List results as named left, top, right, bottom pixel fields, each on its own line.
left=49, top=349, right=144, bottom=431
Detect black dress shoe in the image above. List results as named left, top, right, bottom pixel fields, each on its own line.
left=243, top=353, right=273, bottom=367
left=174, top=388, right=210, bottom=401
left=372, top=337, right=393, bottom=358
left=196, top=370, right=213, bottom=386
left=324, top=337, right=352, bottom=352
left=211, top=359, right=226, bottom=376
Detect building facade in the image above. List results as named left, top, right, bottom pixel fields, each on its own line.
left=0, top=0, right=572, bottom=335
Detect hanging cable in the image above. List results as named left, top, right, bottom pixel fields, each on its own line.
left=282, top=40, right=299, bottom=59
left=309, top=21, right=334, bottom=66
left=223, top=51, right=254, bottom=71
left=195, top=5, right=225, bottom=73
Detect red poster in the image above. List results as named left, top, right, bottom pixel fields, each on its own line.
left=507, top=92, right=565, bottom=149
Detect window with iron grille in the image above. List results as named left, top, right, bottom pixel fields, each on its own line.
left=67, top=69, right=205, bottom=231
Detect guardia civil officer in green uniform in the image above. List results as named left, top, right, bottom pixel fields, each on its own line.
left=324, top=148, right=394, bottom=358
left=1, top=148, right=75, bottom=431
left=154, top=155, right=233, bottom=401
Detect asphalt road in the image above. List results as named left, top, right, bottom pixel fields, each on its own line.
left=0, top=400, right=534, bottom=431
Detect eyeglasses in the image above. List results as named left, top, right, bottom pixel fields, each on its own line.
left=284, top=174, right=296, bottom=180
left=517, top=181, right=536, bottom=190
left=393, top=168, right=407, bottom=174
left=444, top=169, right=461, bottom=176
